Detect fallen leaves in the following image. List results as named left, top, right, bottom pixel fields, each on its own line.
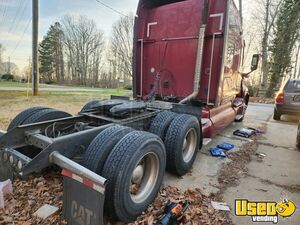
left=0, top=170, right=65, bottom=225
left=249, top=97, right=274, bottom=104
left=127, top=186, right=232, bottom=225
left=1, top=173, right=232, bottom=225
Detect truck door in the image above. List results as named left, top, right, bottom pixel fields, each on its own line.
left=221, top=1, right=243, bottom=105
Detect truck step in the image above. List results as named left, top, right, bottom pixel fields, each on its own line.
left=203, top=138, right=212, bottom=146
left=235, top=115, right=244, bottom=121
left=201, top=118, right=210, bottom=125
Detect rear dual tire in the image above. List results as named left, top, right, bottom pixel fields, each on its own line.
left=80, top=100, right=101, bottom=112
left=7, top=107, right=71, bottom=130
left=7, top=107, right=49, bottom=131
left=149, top=112, right=201, bottom=176
left=83, top=125, right=133, bottom=175
left=22, top=109, right=71, bottom=125
left=164, top=114, right=200, bottom=176
left=148, top=111, right=177, bottom=140
left=84, top=126, right=166, bottom=223
left=102, top=131, right=166, bottom=222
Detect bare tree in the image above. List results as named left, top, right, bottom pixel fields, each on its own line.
left=0, top=44, right=4, bottom=74
left=109, top=13, right=134, bottom=83
left=293, top=42, right=300, bottom=79
left=62, top=15, right=105, bottom=86
left=250, top=0, right=283, bottom=96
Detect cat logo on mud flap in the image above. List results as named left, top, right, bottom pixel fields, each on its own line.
left=71, top=200, right=96, bottom=225
left=235, top=199, right=296, bottom=224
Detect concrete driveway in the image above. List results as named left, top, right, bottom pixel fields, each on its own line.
left=164, top=103, right=300, bottom=225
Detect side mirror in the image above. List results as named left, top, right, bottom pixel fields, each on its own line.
left=251, top=54, right=260, bottom=71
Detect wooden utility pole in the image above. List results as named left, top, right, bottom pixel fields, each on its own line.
left=8, top=57, right=11, bottom=74
left=32, top=0, right=39, bottom=96
left=239, top=0, right=243, bottom=26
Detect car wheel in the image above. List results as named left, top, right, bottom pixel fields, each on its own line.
left=83, top=125, right=133, bottom=175
left=273, top=109, right=281, bottom=121
left=7, top=107, right=49, bottom=131
left=148, top=111, right=177, bottom=140
left=102, top=131, right=166, bottom=222
left=164, top=114, right=200, bottom=176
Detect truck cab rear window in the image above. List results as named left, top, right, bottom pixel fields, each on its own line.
left=287, top=80, right=300, bottom=92
left=143, top=0, right=187, bottom=8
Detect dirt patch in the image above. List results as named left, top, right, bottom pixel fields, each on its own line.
left=217, top=141, right=258, bottom=191
left=216, top=124, right=266, bottom=193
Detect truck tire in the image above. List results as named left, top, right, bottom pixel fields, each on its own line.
left=7, top=107, right=49, bottom=131
left=148, top=111, right=177, bottom=140
left=102, top=131, right=166, bottom=222
left=83, top=125, right=133, bottom=175
left=164, top=114, right=200, bottom=176
left=22, top=108, right=71, bottom=125
left=80, top=100, right=100, bottom=112
left=273, top=109, right=281, bottom=121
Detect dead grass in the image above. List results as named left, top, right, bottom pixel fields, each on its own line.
left=0, top=90, right=131, bottom=130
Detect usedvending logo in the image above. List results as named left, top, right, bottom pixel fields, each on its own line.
left=235, top=199, right=296, bottom=224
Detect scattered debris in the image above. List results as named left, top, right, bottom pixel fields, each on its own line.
left=0, top=172, right=232, bottom=225
left=203, top=138, right=212, bottom=146
left=209, top=148, right=227, bottom=158
left=233, top=128, right=256, bottom=138
left=34, top=204, right=59, bottom=219
left=253, top=129, right=264, bottom=135
left=217, top=143, right=234, bottom=151
left=218, top=141, right=258, bottom=190
left=249, top=97, right=274, bottom=104
left=0, top=171, right=65, bottom=225
left=255, top=188, right=268, bottom=193
left=256, top=152, right=266, bottom=159
left=130, top=186, right=232, bottom=225
left=211, top=201, right=230, bottom=211
left=0, top=179, right=12, bottom=209
left=155, top=200, right=189, bottom=224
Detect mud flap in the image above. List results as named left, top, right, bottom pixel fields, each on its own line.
left=0, top=157, right=14, bottom=182
left=62, top=173, right=105, bottom=225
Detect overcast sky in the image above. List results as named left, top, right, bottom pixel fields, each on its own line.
left=0, top=0, right=250, bottom=69
left=0, top=0, right=139, bottom=68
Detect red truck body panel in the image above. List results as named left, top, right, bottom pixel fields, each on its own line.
left=133, top=0, right=245, bottom=137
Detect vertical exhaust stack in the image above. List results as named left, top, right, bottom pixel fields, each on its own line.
left=180, top=0, right=209, bottom=104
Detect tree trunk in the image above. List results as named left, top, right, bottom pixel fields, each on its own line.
left=259, top=0, right=270, bottom=97
left=293, top=45, right=300, bottom=79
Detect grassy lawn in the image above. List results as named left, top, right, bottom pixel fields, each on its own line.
left=0, top=81, right=38, bottom=88
left=0, top=89, right=132, bottom=130
left=0, top=81, right=123, bottom=91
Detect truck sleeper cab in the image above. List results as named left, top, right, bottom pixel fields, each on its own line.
left=133, top=0, right=253, bottom=138
left=0, top=0, right=259, bottom=224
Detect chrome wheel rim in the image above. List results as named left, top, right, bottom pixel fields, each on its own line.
left=130, top=152, right=160, bottom=204
left=182, top=128, right=197, bottom=163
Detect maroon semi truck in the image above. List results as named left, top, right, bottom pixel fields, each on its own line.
left=0, top=0, right=259, bottom=224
